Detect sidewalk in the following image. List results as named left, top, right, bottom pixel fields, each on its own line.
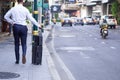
left=0, top=32, right=10, bottom=42
left=0, top=24, right=59, bottom=80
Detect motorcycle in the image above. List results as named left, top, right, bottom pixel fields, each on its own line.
left=100, top=23, right=108, bottom=39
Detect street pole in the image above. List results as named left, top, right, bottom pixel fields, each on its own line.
left=33, top=0, right=38, bottom=31
left=42, top=0, right=43, bottom=24
left=33, top=0, right=44, bottom=32
left=41, top=0, right=44, bottom=32
left=32, top=0, right=43, bottom=65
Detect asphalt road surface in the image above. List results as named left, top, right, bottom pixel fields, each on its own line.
left=46, top=24, right=120, bottom=80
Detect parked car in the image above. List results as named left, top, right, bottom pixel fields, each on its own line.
left=74, top=17, right=84, bottom=26
left=92, top=16, right=101, bottom=24
left=70, top=17, right=77, bottom=23
left=99, top=15, right=117, bottom=29
left=61, top=17, right=72, bottom=26
left=83, top=17, right=96, bottom=25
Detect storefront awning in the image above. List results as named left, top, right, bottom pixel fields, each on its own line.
left=90, top=0, right=101, bottom=2
left=102, top=0, right=109, bottom=3
left=65, top=10, right=77, bottom=13
left=93, top=10, right=101, bottom=13
left=86, top=2, right=96, bottom=6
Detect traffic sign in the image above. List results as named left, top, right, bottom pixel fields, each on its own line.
left=51, top=5, right=61, bottom=13
left=43, top=3, right=49, bottom=8
left=37, top=0, right=42, bottom=7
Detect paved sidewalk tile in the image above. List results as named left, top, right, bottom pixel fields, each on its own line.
left=0, top=25, right=53, bottom=80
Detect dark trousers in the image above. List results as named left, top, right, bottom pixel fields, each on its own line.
left=13, top=24, right=28, bottom=62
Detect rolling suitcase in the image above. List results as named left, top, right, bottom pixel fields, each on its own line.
left=32, top=32, right=43, bottom=65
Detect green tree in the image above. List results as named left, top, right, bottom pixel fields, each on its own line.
left=111, top=0, right=120, bottom=24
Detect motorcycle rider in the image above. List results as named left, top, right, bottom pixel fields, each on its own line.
left=100, top=18, right=108, bottom=35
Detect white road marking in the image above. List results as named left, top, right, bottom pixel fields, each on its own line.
left=101, top=42, right=106, bottom=44
left=59, top=47, right=95, bottom=51
left=80, top=52, right=90, bottom=59
left=59, top=35, right=76, bottom=37
left=110, top=46, right=116, bottom=49
left=67, top=50, right=76, bottom=52
left=60, top=29, right=70, bottom=32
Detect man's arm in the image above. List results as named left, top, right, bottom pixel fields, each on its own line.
left=4, top=9, right=14, bottom=25
left=26, top=9, right=41, bottom=28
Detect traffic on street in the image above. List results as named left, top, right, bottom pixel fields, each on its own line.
left=46, top=23, right=120, bottom=80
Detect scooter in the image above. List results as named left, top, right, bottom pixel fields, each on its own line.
left=100, top=23, right=108, bottom=39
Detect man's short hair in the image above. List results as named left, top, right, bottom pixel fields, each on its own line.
left=17, top=0, right=23, bottom=3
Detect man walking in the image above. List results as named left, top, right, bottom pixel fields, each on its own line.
left=4, top=0, right=41, bottom=64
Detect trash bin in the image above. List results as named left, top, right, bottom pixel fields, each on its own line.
left=32, top=31, right=43, bottom=65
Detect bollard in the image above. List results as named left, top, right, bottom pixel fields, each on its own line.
left=32, top=30, right=43, bottom=65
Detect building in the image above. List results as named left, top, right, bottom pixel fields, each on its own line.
left=88, top=0, right=114, bottom=16
left=54, top=0, right=114, bottom=18
left=54, top=0, right=96, bottom=18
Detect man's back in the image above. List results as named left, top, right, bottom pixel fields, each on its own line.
left=4, top=2, right=40, bottom=28
left=10, top=4, right=29, bottom=25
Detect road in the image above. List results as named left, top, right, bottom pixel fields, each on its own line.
left=46, top=24, right=120, bottom=80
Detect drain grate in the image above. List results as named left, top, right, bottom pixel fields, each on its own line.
left=0, top=72, right=20, bottom=79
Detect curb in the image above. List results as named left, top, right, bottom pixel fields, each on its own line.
left=43, top=26, right=61, bottom=80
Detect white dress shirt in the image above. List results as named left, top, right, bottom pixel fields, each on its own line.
left=4, top=4, right=40, bottom=27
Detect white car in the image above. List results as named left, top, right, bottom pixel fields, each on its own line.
left=83, top=17, right=96, bottom=25
left=99, top=15, right=117, bottom=29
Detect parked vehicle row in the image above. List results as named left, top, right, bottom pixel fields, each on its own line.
left=60, top=16, right=100, bottom=26
left=74, top=17, right=84, bottom=26
left=60, top=15, right=117, bottom=28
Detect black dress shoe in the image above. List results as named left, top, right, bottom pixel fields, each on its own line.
left=15, top=61, right=19, bottom=64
